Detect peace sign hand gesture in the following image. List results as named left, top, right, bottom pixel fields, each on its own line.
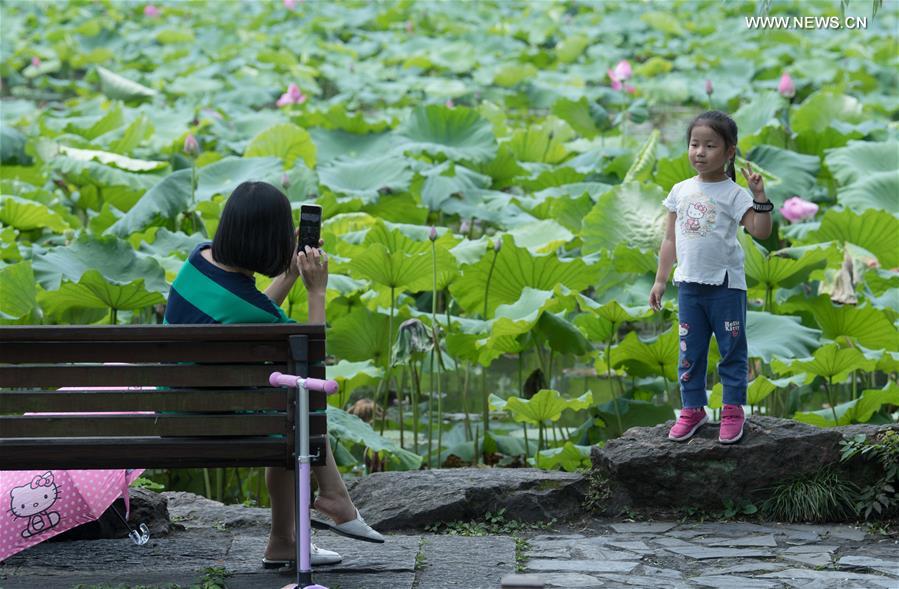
left=740, top=161, right=766, bottom=199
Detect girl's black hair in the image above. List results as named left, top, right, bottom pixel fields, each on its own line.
left=212, top=181, right=295, bottom=277
left=687, top=110, right=739, bottom=181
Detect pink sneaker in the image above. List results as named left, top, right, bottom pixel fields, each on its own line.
left=668, top=407, right=708, bottom=441
left=719, top=404, right=745, bottom=444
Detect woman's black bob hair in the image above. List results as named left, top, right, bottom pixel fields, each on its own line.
left=211, top=181, right=295, bottom=277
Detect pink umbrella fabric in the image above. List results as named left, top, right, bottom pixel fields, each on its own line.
left=0, top=468, right=144, bottom=561
left=1, top=381, right=150, bottom=562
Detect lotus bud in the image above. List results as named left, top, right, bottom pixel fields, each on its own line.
left=445, top=98, right=454, bottom=108
left=405, top=20, right=414, bottom=33
left=613, top=59, right=632, bottom=81
left=183, top=134, right=199, bottom=155
left=705, top=79, right=713, bottom=96
left=143, top=4, right=160, bottom=17
left=493, top=237, right=502, bottom=253
left=281, top=173, right=291, bottom=190
left=778, top=72, right=795, bottom=98
left=284, top=0, right=297, bottom=10
left=31, top=56, right=41, bottom=67
left=429, top=226, right=438, bottom=241
left=459, top=219, right=471, bottom=234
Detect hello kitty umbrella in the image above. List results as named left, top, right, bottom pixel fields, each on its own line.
left=0, top=468, right=147, bottom=562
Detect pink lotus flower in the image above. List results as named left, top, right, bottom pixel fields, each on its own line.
left=31, top=56, right=41, bottom=67
left=705, top=79, right=713, bottom=96
left=276, top=83, right=306, bottom=107
left=143, top=4, right=160, bottom=17
left=778, top=72, right=795, bottom=98
left=183, top=134, right=199, bottom=155
left=607, top=59, right=634, bottom=93
left=780, top=196, right=818, bottom=223
left=284, top=0, right=297, bottom=10
left=445, top=99, right=454, bottom=108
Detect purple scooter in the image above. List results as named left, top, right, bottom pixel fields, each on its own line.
left=269, top=371, right=339, bottom=589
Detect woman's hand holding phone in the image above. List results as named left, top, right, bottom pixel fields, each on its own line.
left=296, top=239, right=328, bottom=296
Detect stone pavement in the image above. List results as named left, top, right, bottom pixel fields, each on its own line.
left=2, top=519, right=897, bottom=588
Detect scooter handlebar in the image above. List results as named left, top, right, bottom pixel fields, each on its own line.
left=269, top=372, right=339, bottom=395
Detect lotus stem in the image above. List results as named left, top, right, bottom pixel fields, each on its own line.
left=398, top=365, right=407, bottom=448
left=462, top=361, right=472, bottom=441
left=379, top=286, right=396, bottom=435
left=824, top=377, right=839, bottom=425
left=411, top=361, right=421, bottom=455
left=431, top=239, right=444, bottom=466
left=607, top=326, right=624, bottom=434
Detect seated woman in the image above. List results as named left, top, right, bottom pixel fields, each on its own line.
left=164, top=181, right=383, bottom=567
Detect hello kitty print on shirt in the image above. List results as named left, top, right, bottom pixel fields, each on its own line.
left=9, top=471, right=62, bottom=539
left=680, top=197, right=717, bottom=239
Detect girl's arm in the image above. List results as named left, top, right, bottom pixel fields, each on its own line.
left=739, top=162, right=773, bottom=240
left=649, top=212, right=677, bottom=311
left=298, top=245, right=328, bottom=323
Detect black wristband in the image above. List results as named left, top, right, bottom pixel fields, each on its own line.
left=752, top=200, right=774, bottom=213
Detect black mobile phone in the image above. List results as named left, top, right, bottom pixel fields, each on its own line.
left=298, top=204, right=322, bottom=252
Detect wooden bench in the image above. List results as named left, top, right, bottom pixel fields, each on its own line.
left=0, top=324, right=329, bottom=471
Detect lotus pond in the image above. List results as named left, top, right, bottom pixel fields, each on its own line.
left=1, top=0, right=897, bottom=505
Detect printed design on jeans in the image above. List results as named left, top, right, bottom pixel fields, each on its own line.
left=679, top=322, right=689, bottom=337
left=680, top=371, right=691, bottom=382
left=679, top=194, right=717, bottom=239
left=724, top=320, right=741, bottom=337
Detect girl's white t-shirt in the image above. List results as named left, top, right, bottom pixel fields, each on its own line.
left=662, top=176, right=754, bottom=290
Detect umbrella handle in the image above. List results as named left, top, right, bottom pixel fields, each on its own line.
left=129, top=523, right=150, bottom=546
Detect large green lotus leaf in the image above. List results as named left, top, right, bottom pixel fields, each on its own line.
left=295, top=103, right=393, bottom=135
left=808, top=208, right=899, bottom=270
left=397, top=104, right=497, bottom=163
left=505, top=124, right=568, bottom=164
left=787, top=343, right=875, bottom=382
left=136, top=228, right=206, bottom=259
left=0, top=261, right=37, bottom=323
left=535, top=442, right=592, bottom=472
left=781, top=295, right=898, bottom=351
left=653, top=153, right=694, bottom=192
left=536, top=312, right=592, bottom=356
left=610, top=325, right=679, bottom=381
left=551, top=97, right=599, bottom=139
left=106, top=169, right=192, bottom=237
left=64, top=103, right=123, bottom=141
left=244, top=123, right=316, bottom=169
left=581, top=182, right=667, bottom=254
left=326, top=359, right=383, bottom=405
left=505, top=389, right=592, bottom=425
left=475, top=143, right=527, bottom=185
left=744, top=144, right=819, bottom=205
left=32, top=234, right=168, bottom=296
left=745, top=310, right=822, bottom=362
left=507, top=220, right=573, bottom=253
left=611, top=243, right=657, bottom=275
left=356, top=223, right=461, bottom=291
left=97, top=66, right=157, bottom=101
left=420, top=162, right=492, bottom=211
left=195, top=156, right=285, bottom=202
left=791, top=90, right=863, bottom=135
left=1, top=126, right=31, bottom=165
left=824, top=140, right=899, bottom=187
left=837, top=171, right=899, bottom=213
left=623, top=130, right=659, bottom=184
left=527, top=190, right=595, bottom=235
left=58, top=145, right=166, bottom=173
left=740, top=232, right=830, bottom=290
left=493, top=62, right=539, bottom=87
left=325, top=406, right=422, bottom=471
left=38, top=270, right=165, bottom=314
left=46, top=152, right=159, bottom=207
left=575, top=313, right=614, bottom=345
left=0, top=225, right=21, bottom=261
left=319, top=155, right=413, bottom=203
left=449, top=234, right=601, bottom=317
left=349, top=242, right=431, bottom=291
left=110, top=113, right=154, bottom=154
left=595, top=299, right=649, bottom=324
left=733, top=92, right=784, bottom=149
left=328, top=307, right=390, bottom=367
left=310, top=129, right=402, bottom=165
left=0, top=196, right=69, bottom=232
left=708, top=374, right=805, bottom=410
left=793, top=383, right=899, bottom=427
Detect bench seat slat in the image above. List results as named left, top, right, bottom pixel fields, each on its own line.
left=0, top=414, right=328, bottom=437
left=0, top=436, right=330, bottom=469
left=0, top=364, right=289, bottom=388
left=0, top=389, right=294, bottom=412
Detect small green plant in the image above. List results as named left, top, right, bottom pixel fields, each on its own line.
left=194, top=566, right=230, bottom=589
left=425, top=508, right=554, bottom=536
left=761, top=468, right=859, bottom=522
left=514, top=536, right=530, bottom=572
left=129, top=476, right=165, bottom=492
left=583, top=468, right=611, bottom=513
left=721, top=498, right=759, bottom=519
left=414, top=536, right=427, bottom=571
left=841, top=430, right=899, bottom=519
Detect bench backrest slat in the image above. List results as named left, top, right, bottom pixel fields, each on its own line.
left=1, top=414, right=328, bottom=437
left=1, top=389, right=288, bottom=412
left=0, top=364, right=288, bottom=388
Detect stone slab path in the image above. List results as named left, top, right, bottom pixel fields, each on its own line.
left=1, top=521, right=896, bottom=588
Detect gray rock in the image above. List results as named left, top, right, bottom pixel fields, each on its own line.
left=609, top=522, right=677, bottom=533
left=345, top=468, right=587, bottom=530
left=662, top=545, right=772, bottom=559
left=541, top=572, right=603, bottom=587
left=837, top=555, right=899, bottom=576
left=415, top=535, right=516, bottom=588
left=526, top=559, right=639, bottom=574
left=50, top=487, right=172, bottom=541
left=690, top=575, right=780, bottom=588
left=591, top=416, right=892, bottom=512
left=759, top=568, right=899, bottom=588
left=162, top=491, right=271, bottom=530
left=704, top=534, right=778, bottom=547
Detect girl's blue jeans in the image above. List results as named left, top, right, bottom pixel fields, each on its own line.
left=676, top=276, right=748, bottom=408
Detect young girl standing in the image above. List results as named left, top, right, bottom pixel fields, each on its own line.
left=649, top=111, right=773, bottom=444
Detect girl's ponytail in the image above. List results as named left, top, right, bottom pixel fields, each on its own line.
left=727, top=154, right=736, bottom=182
